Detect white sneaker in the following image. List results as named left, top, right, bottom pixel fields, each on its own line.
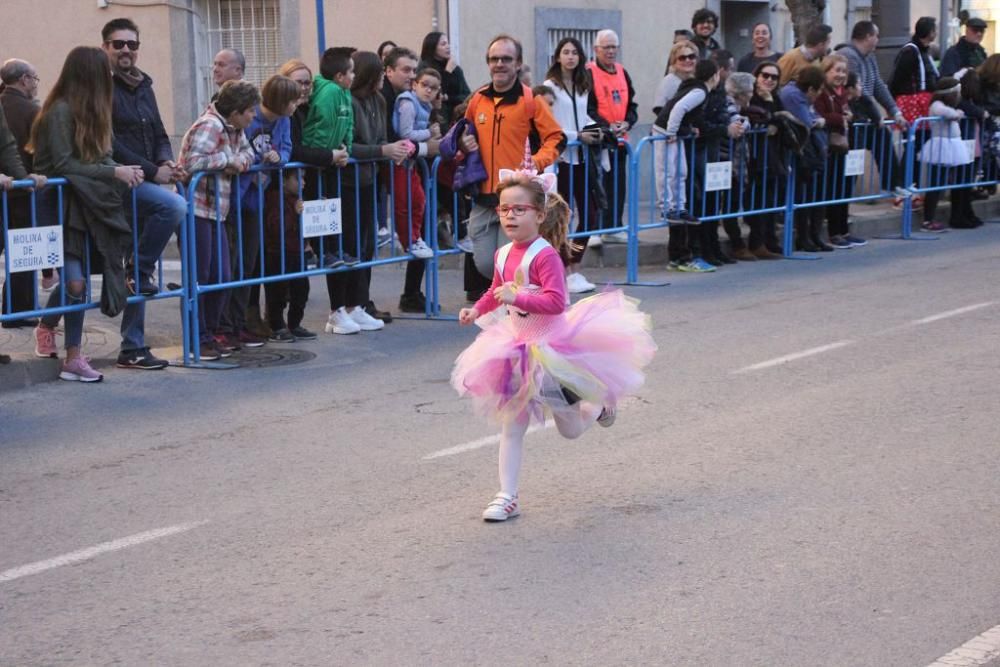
left=602, top=231, right=629, bottom=244
left=457, top=236, right=474, bottom=254
left=597, top=405, right=616, bottom=428
left=587, top=235, right=603, bottom=248
left=349, top=306, right=384, bottom=331
left=409, top=238, right=434, bottom=259
left=482, top=492, right=520, bottom=522
left=566, top=272, right=596, bottom=294
left=325, top=307, right=361, bottom=335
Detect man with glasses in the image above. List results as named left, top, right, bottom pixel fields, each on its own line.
left=941, top=17, right=989, bottom=76
left=102, top=18, right=186, bottom=369
left=690, top=9, right=722, bottom=60
left=459, top=34, right=564, bottom=296
left=587, top=29, right=638, bottom=244
left=0, top=58, right=47, bottom=329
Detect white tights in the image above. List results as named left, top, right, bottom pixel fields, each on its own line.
left=498, top=401, right=602, bottom=497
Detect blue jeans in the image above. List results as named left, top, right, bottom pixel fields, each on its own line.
left=120, top=182, right=186, bottom=352
left=41, top=256, right=85, bottom=349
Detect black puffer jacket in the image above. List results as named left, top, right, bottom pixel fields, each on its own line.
left=111, top=70, right=173, bottom=180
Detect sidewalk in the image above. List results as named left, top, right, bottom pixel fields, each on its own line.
left=2, top=196, right=997, bottom=393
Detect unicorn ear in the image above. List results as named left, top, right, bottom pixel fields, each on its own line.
left=498, top=169, right=517, bottom=183
left=537, top=172, right=558, bottom=195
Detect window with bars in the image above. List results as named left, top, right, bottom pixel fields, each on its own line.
left=547, top=28, right=600, bottom=63
left=201, top=0, right=281, bottom=95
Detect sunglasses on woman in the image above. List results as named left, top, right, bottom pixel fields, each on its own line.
left=677, top=53, right=698, bottom=62
left=758, top=71, right=779, bottom=81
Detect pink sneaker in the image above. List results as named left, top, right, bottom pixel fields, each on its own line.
left=34, top=325, right=57, bottom=358
left=59, top=356, right=103, bottom=383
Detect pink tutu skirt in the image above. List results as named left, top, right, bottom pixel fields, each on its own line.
left=451, top=289, right=656, bottom=424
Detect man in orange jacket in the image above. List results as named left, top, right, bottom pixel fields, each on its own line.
left=460, top=34, right=565, bottom=295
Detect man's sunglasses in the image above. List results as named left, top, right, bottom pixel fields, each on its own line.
left=106, top=40, right=140, bottom=51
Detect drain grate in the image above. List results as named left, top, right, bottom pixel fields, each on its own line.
left=234, top=348, right=317, bottom=368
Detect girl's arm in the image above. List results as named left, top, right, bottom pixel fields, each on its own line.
left=275, top=118, right=293, bottom=163
left=180, top=118, right=231, bottom=173
left=396, top=99, right=432, bottom=142
left=511, top=250, right=567, bottom=315
left=666, top=89, right=706, bottom=135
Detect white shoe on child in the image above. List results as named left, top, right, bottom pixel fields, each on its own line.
left=597, top=405, right=616, bottom=427
left=349, top=307, right=384, bottom=331
left=566, top=272, right=596, bottom=294
left=325, top=307, right=361, bottom=335
left=482, top=492, right=520, bottom=522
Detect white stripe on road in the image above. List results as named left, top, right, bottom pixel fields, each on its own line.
left=159, top=260, right=183, bottom=272
left=912, top=302, right=995, bottom=326
left=927, top=623, right=1000, bottom=667
left=424, top=420, right=554, bottom=460
left=733, top=340, right=855, bottom=375
left=0, top=521, right=207, bottom=583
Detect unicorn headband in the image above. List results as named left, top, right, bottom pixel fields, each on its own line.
left=497, top=168, right=558, bottom=198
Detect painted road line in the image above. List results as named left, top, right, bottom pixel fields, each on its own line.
left=912, top=302, right=996, bottom=326
left=927, top=623, right=1000, bottom=667
left=424, top=421, right=555, bottom=460
left=733, top=340, right=855, bottom=375
left=0, top=521, right=208, bottom=584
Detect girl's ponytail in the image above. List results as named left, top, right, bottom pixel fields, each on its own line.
left=539, top=191, right=580, bottom=261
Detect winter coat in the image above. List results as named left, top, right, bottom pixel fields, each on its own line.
left=31, top=101, right=131, bottom=316
left=110, top=69, right=173, bottom=181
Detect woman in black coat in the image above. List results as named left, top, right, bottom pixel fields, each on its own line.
left=419, top=32, right=471, bottom=129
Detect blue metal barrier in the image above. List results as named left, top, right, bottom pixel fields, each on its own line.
left=2, top=177, right=190, bottom=361
left=184, top=156, right=440, bottom=364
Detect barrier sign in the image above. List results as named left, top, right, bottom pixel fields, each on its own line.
left=301, top=198, right=342, bottom=238
left=704, top=161, right=732, bottom=192
left=844, top=149, right=866, bottom=177
left=5, top=225, right=63, bottom=273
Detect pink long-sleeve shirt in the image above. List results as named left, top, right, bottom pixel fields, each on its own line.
left=474, top=239, right=568, bottom=316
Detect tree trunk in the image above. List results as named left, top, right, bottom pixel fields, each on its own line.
left=785, top=0, right=824, bottom=46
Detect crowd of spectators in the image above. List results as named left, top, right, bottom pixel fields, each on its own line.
left=1, top=11, right=997, bottom=372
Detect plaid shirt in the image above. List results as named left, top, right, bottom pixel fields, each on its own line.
left=179, top=104, right=253, bottom=220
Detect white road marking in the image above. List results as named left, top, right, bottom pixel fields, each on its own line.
left=159, top=260, right=183, bottom=272
left=912, top=302, right=995, bottom=326
left=424, top=420, right=554, bottom=460
left=733, top=340, right=855, bottom=374
left=0, top=521, right=207, bottom=583
left=927, top=623, right=1000, bottom=667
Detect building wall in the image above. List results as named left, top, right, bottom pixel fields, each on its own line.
left=1, top=1, right=179, bottom=137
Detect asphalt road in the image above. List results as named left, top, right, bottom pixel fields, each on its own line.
left=2, top=225, right=999, bottom=666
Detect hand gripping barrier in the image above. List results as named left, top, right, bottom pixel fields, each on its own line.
left=1, top=177, right=190, bottom=359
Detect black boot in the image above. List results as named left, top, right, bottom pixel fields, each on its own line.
left=795, top=219, right=818, bottom=252
left=810, top=216, right=834, bottom=251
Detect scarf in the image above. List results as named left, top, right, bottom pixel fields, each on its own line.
left=114, top=65, right=145, bottom=90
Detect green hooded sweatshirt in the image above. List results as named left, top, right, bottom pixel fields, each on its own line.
left=302, top=75, right=353, bottom=151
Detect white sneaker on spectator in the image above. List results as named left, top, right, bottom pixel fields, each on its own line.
left=40, top=273, right=59, bottom=291
left=325, top=307, right=361, bottom=335
left=457, top=237, right=474, bottom=254
left=587, top=235, right=603, bottom=248
left=409, top=238, right=434, bottom=259
left=602, top=231, right=629, bottom=244
left=349, top=306, right=384, bottom=331
left=566, top=272, right=596, bottom=294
